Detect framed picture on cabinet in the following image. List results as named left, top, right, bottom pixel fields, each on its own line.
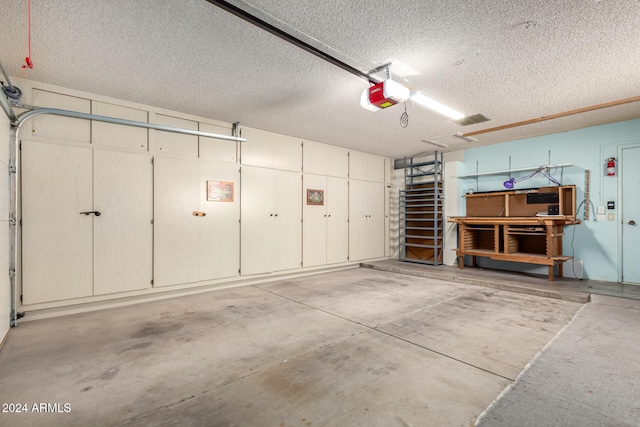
left=307, top=189, right=324, bottom=205
left=207, top=181, right=234, bottom=202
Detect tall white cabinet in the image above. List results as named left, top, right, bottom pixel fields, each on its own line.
left=154, top=157, right=240, bottom=287
left=240, top=127, right=303, bottom=275
left=348, top=179, right=385, bottom=261
left=303, top=175, right=349, bottom=267
left=21, top=141, right=153, bottom=304
left=348, top=151, right=387, bottom=261
left=302, top=140, right=350, bottom=267
left=240, top=166, right=302, bottom=275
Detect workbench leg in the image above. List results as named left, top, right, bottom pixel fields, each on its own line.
left=548, top=265, right=554, bottom=282
left=558, top=263, right=563, bottom=278
left=472, top=256, right=477, bottom=268
left=458, top=255, right=464, bottom=270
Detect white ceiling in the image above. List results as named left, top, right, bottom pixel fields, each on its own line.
left=1, top=0, right=639, bottom=159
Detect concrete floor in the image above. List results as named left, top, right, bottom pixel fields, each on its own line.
left=0, top=266, right=633, bottom=426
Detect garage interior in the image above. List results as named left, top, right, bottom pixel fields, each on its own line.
left=1, top=1, right=640, bottom=426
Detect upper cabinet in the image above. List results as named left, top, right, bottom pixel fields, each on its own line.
left=153, top=114, right=199, bottom=158
left=30, top=89, right=91, bottom=143
left=199, top=122, right=237, bottom=163
left=349, top=151, right=385, bottom=182
left=92, top=101, right=149, bottom=151
left=239, top=126, right=302, bottom=171
left=303, top=140, right=348, bottom=178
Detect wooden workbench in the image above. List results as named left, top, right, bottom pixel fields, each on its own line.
left=449, top=216, right=579, bottom=281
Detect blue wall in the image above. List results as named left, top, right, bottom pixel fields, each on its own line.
left=460, top=118, right=640, bottom=282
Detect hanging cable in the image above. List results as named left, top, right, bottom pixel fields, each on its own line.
left=22, top=0, right=33, bottom=69
left=400, top=102, right=409, bottom=128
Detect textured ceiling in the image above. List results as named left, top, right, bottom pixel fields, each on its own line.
left=1, top=0, right=639, bottom=159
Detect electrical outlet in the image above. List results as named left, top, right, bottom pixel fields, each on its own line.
left=597, top=206, right=605, bottom=215
left=608, top=213, right=615, bottom=221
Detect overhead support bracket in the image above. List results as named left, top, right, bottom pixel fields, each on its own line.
left=367, top=62, right=392, bottom=79
left=205, top=0, right=379, bottom=84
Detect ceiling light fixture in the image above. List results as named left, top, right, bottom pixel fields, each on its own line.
left=410, top=92, right=465, bottom=120
left=422, top=139, right=448, bottom=148
left=361, top=81, right=464, bottom=121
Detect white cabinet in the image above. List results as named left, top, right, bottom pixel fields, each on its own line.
left=30, top=89, right=91, bottom=143
left=385, top=183, right=391, bottom=257
left=303, top=140, right=348, bottom=178
left=240, top=127, right=302, bottom=171
left=153, top=114, right=199, bottom=158
left=92, top=101, right=149, bottom=151
left=22, top=142, right=93, bottom=304
left=154, top=157, right=240, bottom=287
left=241, top=166, right=302, bottom=275
left=93, top=150, right=153, bottom=295
left=21, top=142, right=153, bottom=304
left=349, top=151, right=385, bottom=182
left=303, top=174, right=348, bottom=267
left=199, top=122, right=237, bottom=162
left=348, top=180, right=385, bottom=261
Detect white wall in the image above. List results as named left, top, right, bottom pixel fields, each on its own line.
left=0, top=111, right=10, bottom=343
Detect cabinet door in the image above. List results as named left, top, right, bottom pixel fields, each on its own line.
left=155, top=157, right=240, bottom=286
left=348, top=179, right=370, bottom=261
left=199, top=162, right=240, bottom=281
left=240, top=127, right=302, bottom=171
left=30, top=90, right=91, bottom=143
left=349, top=180, right=385, bottom=261
left=154, top=157, right=201, bottom=286
left=154, top=114, right=198, bottom=158
left=349, top=151, right=385, bottom=182
left=273, top=170, right=302, bottom=271
left=326, top=177, right=349, bottom=264
left=239, top=128, right=276, bottom=169
left=303, top=141, right=348, bottom=178
left=303, top=174, right=327, bottom=267
left=240, top=166, right=275, bottom=275
left=384, top=184, right=391, bottom=257
left=94, top=150, right=153, bottom=295
left=92, top=101, right=148, bottom=151
left=368, top=181, right=386, bottom=259
left=199, top=122, right=236, bottom=162
left=21, top=142, right=93, bottom=304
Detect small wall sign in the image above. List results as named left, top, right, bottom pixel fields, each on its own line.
left=207, top=181, right=234, bottom=202
left=306, top=189, right=324, bottom=205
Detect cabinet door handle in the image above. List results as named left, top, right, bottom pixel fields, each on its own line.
left=192, top=211, right=206, bottom=217
left=629, top=220, right=637, bottom=226
left=79, top=211, right=101, bottom=216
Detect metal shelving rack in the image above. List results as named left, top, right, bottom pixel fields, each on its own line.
left=399, top=152, right=444, bottom=265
